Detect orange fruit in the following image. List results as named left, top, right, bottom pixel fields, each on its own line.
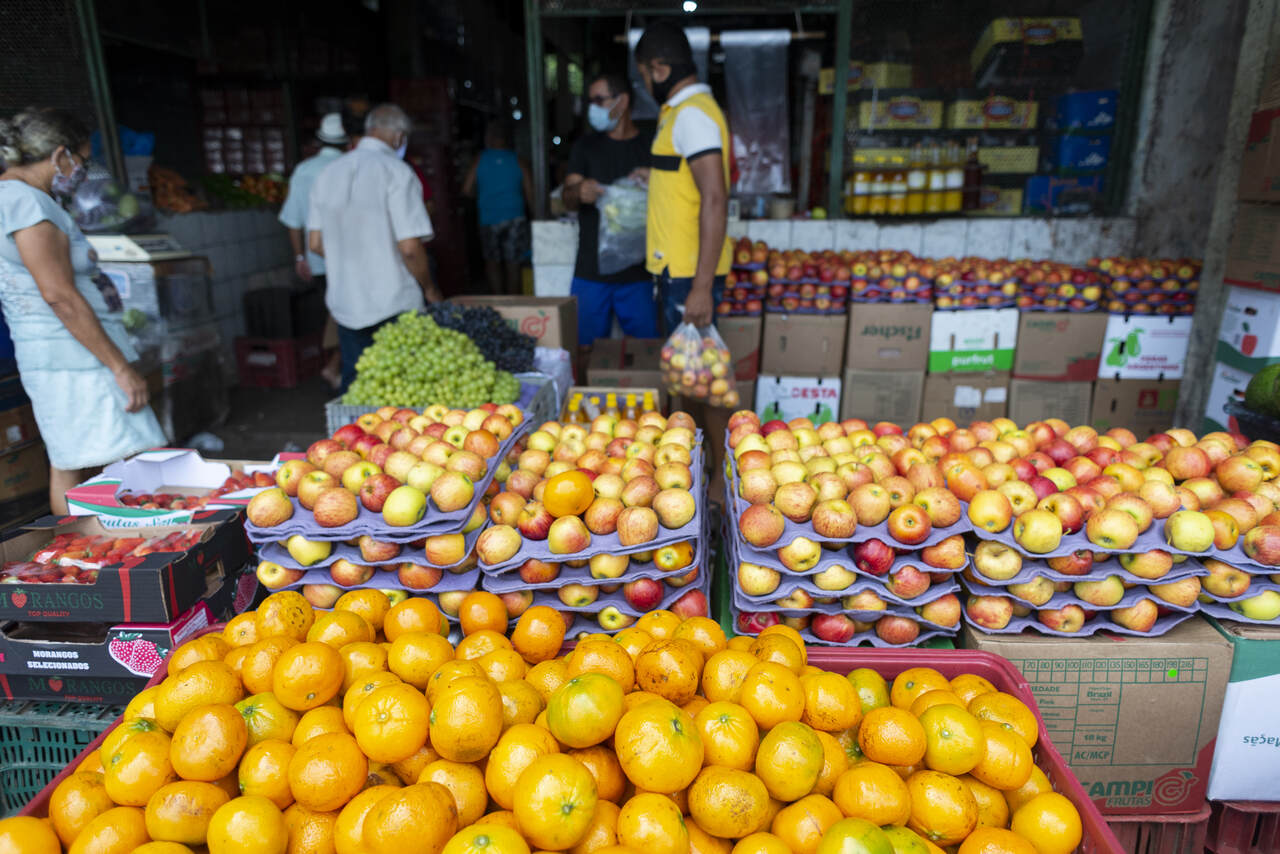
left=335, top=588, right=392, bottom=632
left=812, top=730, right=850, bottom=798
left=618, top=792, right=688, bottom=854
left=426, top=660, right=487, bottom=704
left=458, top=591, right=509, bottom=636
left=613, top=628, right=654, bottom=661
left=568, top=746, right=626, bottom=803
left=857, top=706, right=927, bottom=767
left=771, top=794, right=842, bottom=854
left=949, top=674, right=997, bottom=706
left=169, top=635, right=231, bottom=674
left=757, top=624, right=807, bottom=663
left=957, top=827, right=1037, bottom=854
left=731, top=832, right=791, bottom=854
left=308, top=609, right=374, bottom=648
left=846, top=668, right=891, bottom=715
left=390, top=742, right=440, bottom=785
left=544, top=470, right=594, bottom=518
left=568, top=800, right=621, bottom=854
left=135, top=844, right=198, bottom=854
left=49, top=770, right=114, bottom=846
left=0, top=815, right=59, bottom=853
left=154, top=660, right=244, bottom=731
left=100, top=716, right=164, bottom=761
left=748, top=634, right=805, bottom=675
left=968, top=693, right=1038, bottom=749
left=1009, top=793, right=1082, bottom=854
left=673, top=617, right=727, bottom=657
left=634, top=639, right=703, bottom=704
left=237, top=739, right=296, bottom=809
left=959, top=774, right=1010, bottom=829
left=339, top=640, right=390, bottom=691
left=334, top=785, right=397, bottom=854
left=344, top=671, right=404, bottom=727
left=292, top=706, right=349, bottom=747
left=479, top=647, right=529, bottom=682
left=429, top=676, right=503, bottom=762
left=905, top=769, right=978, bottom=847
left=365, top=760, right=403, bottom=789
left=801, top=672, right=862, bottom=732
left=455, top=629, right=513, bottom=661
left=351, top=682, right=430, bottom=763
left=499, top=678, right=545, bottom=728
left=144, top=781, right=230, bottom=845
left=755, top=720, right=823, bottom=801
left=241, top=637, right=300, bottom=696
left=970, top=722, right=1033, bottom=792
left=485, top=723, right=561, bottom=810
left=624, top=691, right=667, bottom=712
left=225, top=646, right=251, bottom=679
left=880, top=826, right=934, bottom=854
left=526, top=658, right=570, bottom=702
left=283, top=803, right=339, bottom=854
left=815, top=819, right=893, bottom=854
left=255, top=591, right=316, bottom=642
left=419, top=759, right=488, bottom=825
left=918, top=704, right=985, bottom=776
left=206, top=795, right=288, bottom=854
left=512, top=754, right=598, bottom=851
left=384, top=597, right=443, bottom=641
left=633, top=610, right=681, bottom=640
left=1004, top=765, right=1053, bottom=814
left=688, top=766, right=770, bottom=838
left=700, top=650, right=757, bottom=703
left=740, top=662, right=804, bottom=729
left=565, top=640, right=635, bottom=691
left=288, top=732, right=368, bottom=812
left=683, top=695, right=710, bottom=718
left=547, top=672, right=625, bottom=748
left=273, top=641, right=344, bottom=711
left=511, top=606, right=567, bottom=663
left=891, top=668, right=950, bottom=710
left=224, top=612, right=260, bottom=648
left=443, top=823, right=533, bottom=854
left=236, top=692, right=300, bottom=745
left=103, top=728, right=177, bottom=806
left=832, top=760, right=911, bottom=826
left=831, top=727, right=863, bottom=766
left=170, top=703, right=248, bottom=781
left=123, top=685, right=162, bottom=722
left=694, top=701, right=759, bottom=770
left=687, top=820, right=732, bottom=854
left=389, top=632, right=455, bottom=689
left=910, top=690, right=968, bottom=716
left=614, top=700, right=703, bottom=794
left=65, top=806, right=149, bottom=854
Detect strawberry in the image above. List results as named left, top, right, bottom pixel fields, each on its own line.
left=108, top=634, right=167, bottom=676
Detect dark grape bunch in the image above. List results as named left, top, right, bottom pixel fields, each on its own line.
left=423, top=303, right=536, bottom=373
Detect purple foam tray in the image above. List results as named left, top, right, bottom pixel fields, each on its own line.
left=961, top=609, right=1194, bottom=638
left=525, top=568, right=710, bottom=619
left=732, top=575, right=960, bottom=612
left=256, top=524, right=484, bottom=572
left=1198, top=600, right=1280, bottom=625
left=734, top=536, right=966, bottom=585
left=283, top=564, right=480, bottom=596
left=1194, top=577, right=1280, bottom=604
left=962, top=578, right=1200, bottom=614
left=963, top=553, right=1209, bottom=587
left=245, top=420, right=532, bottom=544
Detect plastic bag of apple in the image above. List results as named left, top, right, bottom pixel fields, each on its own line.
left=659, top=322, right=739, bottom=407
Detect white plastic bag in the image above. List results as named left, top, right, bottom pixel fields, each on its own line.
left=596, top=178, right=648, bottom=275
left=660, top=322, right=740, bottom=408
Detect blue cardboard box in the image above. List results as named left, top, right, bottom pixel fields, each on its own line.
left=1050, top=134, right=1112, bottom=173
left=1024, top=175, right=1105, bottom=215
left=1052, top=89, right=1118, bottom=132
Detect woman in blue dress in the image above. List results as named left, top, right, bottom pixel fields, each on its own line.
left=0, top=109, right=165, bottom=512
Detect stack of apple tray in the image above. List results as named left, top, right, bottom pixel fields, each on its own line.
left=724, top=438, right=968, bottom=648
left=475, top=434, right=711, bottom=636
left=244, top=416, right=534, bottom=628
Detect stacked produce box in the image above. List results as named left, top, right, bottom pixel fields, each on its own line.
left=1094, top=256, right=1201, bottom=316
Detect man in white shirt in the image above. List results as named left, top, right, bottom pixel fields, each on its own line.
left=308, top=103, right=440, bottom=391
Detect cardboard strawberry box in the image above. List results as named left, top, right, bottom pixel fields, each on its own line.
left=65, top=448, right=298, bottom=525
left=0, top=511, right=250, bottom=624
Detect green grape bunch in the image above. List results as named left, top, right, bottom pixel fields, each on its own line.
left=342, top=312, right=523, bottom=408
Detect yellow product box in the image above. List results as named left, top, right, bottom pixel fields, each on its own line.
left=818, top=61, right=912, bottom=94
left=857, top=90, right=944, bottom=131
left=947, top=93, right=1039, bottom=130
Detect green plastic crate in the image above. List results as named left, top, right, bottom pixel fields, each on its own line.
left=0, top=701, right=123, bottom=815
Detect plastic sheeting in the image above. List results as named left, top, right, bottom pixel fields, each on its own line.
left=721, top=29, right=792, bottom=195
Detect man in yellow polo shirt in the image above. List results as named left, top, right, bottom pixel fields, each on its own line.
left=635, top=22, right=731, bottom=334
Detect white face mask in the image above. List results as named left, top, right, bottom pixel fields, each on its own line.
left=588, top=101, right=619, bottom=132
left=394, top=140, right=408, bottom=159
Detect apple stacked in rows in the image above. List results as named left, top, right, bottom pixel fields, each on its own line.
left=1093, top=255, right=1200, bottom=316
left=474, top=410, right=710, bottom=634
left=725, top=411, right=968, bottom=647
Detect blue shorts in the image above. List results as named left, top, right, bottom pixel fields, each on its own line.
left=655, top=269, right=726, bottom=334
left=570, top=277, right=659, bottom=348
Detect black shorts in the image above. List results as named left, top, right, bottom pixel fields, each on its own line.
left=480, top=217, right=531, bottom=262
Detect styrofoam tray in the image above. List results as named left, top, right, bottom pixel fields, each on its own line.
left=282, top=564, right=481, bottom=596
left=960, top=608, right=1195, bottom=638
left=256, top=524, right=484, bottom=572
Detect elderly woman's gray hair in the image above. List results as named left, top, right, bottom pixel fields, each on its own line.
left=364, top=104, right=412, bottom=135
left=0, top=108, right=90, bottom=167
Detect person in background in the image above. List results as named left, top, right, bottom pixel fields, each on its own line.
left=463, top=121, right=533, bottom=295
left=635, top=22, right=733, bottom=498
left=0, top=109, right=165, bottom=513
left=307, top=104, right=440, bottom=392
left=563, top=72, right=657, bottom=351
left=278, top=112, right=347, bottom=387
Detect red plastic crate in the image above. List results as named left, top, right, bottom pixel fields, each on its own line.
left=234, top=334, right=323, bottom=388
left=1107, top=803, right=1211, bottom=854
left=1208, top=801, right=1280, bottom=854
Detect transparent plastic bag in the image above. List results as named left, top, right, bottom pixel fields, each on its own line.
left=659, top=322, right=740, bottom=408
left=596, top=178, right=648, bottom=276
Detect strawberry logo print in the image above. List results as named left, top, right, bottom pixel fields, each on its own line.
left=10, top=590, right=26, bottom=609
left=48, top=678, right=63, bottom=693
left=1241, top=322, right=1258, bottom=356
left=108, top=633, right=167, bottom=676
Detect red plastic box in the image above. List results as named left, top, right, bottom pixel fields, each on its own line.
left=234, top=334, right=323, bottom=388
left=1208, top=801, right=1280, bottom=854
left=1106, top=803, right=1211, bottom=854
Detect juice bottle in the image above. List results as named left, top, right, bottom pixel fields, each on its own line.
left=868, top=156, right=888, bottom=216
left=886, top=155, right=907, bottom=216
left=852, top=153, right=871, bottom=216
left=926, top=143, right=946, bottom=213
left=566, top=396, right=582, bottom=423
left=962, top=136, right=983, bottom=211
left=624, top=393, right=638, bottom=420
left=944, top=142, right=964, bottom=212
left=906, top=144, right=927, bottom=214
left=642, top=391, right=656, bottom=413
left=583, top=395, right=601, bottom=420
left=605, top=392, right=621, bottom=418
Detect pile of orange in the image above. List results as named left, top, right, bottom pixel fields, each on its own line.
left=0, top=589, right=1083, bottom=854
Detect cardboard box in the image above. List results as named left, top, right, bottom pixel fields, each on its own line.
left=1013, top=312, right=1108, bottom=381
left=1224, top=202, right=1280, bottom=294
left=1090, top=379, right=1181, bottom=437
left=922, top=372, right=1009, bottom=423
left=840, top=370, right=924, bottom=424
left=585, top=338, right=665, bottom=393
left=929, top=309, right=1018, bottom=373
left=760, top=314, right=847, bottom=376
left=0, top=443, right=48, bottom=503
left=1206, top=618, right=1280, bottom=801
left=1097, top=315, right=1192, bottom=380
left=1008, top=380, right=1094, bottom=425
left=718, top=316, right=763, bottom=380
left=451, top=296, right=578, bottom=352
left=1023, top=174, right=1105, bottom=216
left=1203, top=361, right=1252, bottom=433
left=845, top=303, right=932, bottom=372
left=1238, top=108, right=1280, bottom=203
left=755, top=376, right=842, bottom=425
left=0, top=404, right=38, bottom=455
left=963, top=617, right=1232, bottom=815
left=1216, top=285, right=1280, bottom=373
left=735, top=380, right=755, bottom=411
left=0, top=511, right=249, bottom=624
